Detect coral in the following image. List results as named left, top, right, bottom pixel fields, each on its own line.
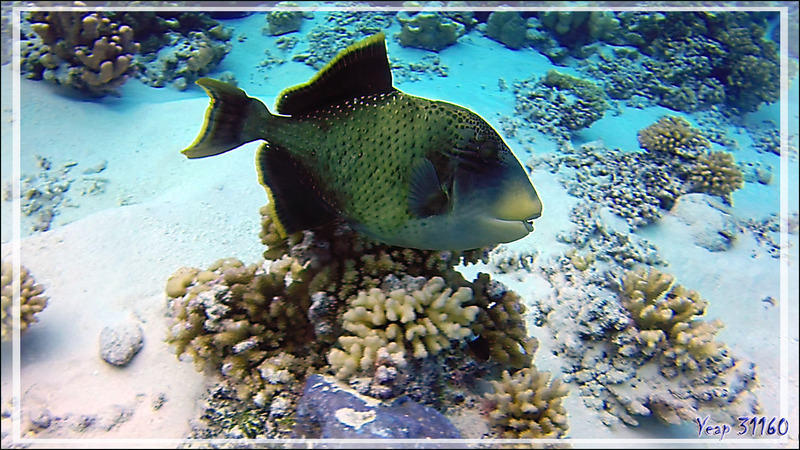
left=618, top=267, right=733, bottom=376
left=327, top=276, right=478, bottom=380
left=1, top=261, right=48, bottom=342
left=487, top=367, right=570, bottom=439
left=544, top=143, right=683, bottom=229
left=294, top=11, right=393, bottom=70
left=263, top=2, right=311, bottom=36
left=469, top=274, right=539, bottom=370
left=137, top=29, right=231, bottom=90
left=684, top=151, right=744, bottom=200
left=484, top=10, right=528, bottom=50
left=165, top=256, right=321, bottom=404
left=167, top=204, right=539, bottom=435
left=396, top=10, right=464, bottom=52
left=612, top=11, right=779, bottom=114
left=507, top=71, right=607, bottom=145
left=637, top=116, right=710, bottom=160
left=22, top=11, right=140, bottom=97
left=540, top=258, right=759, bottom=428
left=539, top=10, right=620, bottom=49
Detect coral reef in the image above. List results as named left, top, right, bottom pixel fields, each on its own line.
left=22, top=10, right=140, bottom=97
left=538, top=257, right=760, bottom=428
left=166, top=207, right=541, bottom=436
left=577, top=11, right=780, bottom=114
left=507, top=70, right=607, bottom=145
left=135, top=28, right=231, bottom=90
left=263, top=2, right=311, bottom=36
left=1, top=261, right=48, bottom=342
left=684, top=151, right=744, bottom=200
left=483, top=10, right=528, bottom=50
left=487, top=367, right=570, bottom=439
left=396, top=9, right=464, bottom=52
left=637, top=116, right=710, bottom=160
left=293, top=11, right=393, bottom=70
left=539, top=10, right=620, bottom=49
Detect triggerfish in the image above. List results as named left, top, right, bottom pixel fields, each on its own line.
left=181, top=32, right=542, bottom=251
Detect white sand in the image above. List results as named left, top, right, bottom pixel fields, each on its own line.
left=1, top=10, right=798, bottom=448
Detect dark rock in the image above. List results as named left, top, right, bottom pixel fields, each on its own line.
left=292, top=374, right=461, bottom=439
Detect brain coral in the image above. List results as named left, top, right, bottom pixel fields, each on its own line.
left=637, top=115, right=710, bottom=159
left=487, top=367, right=570, bottom=438
left=23, top=11, right=140, bottom=97
left=1, top=261, right=48, bottom=342
left=684, top=150, right=744, bottom=200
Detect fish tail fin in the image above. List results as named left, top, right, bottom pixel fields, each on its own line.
left=181, top=78, right=271, bottom=159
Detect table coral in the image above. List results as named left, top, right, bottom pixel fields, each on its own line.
left=487, top=367, right=570, bottom=439
left=396, top=10, right=465, bottom=52
left=1, top=261, right=48, bottom=342
left=23, top=11, right=140, bottom=97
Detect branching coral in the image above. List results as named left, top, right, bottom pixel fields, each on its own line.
left=327, top=276, right=478, bottom=380
left=166, top=205, right=542, bottom=436
left=165, top=256, right=320, bottom=403
left=684, top=151, right=744, bottom=200
left=541, top=258, right=759, bottom=428
left=637, top=116, right=710, bottom=160
left=619, top=267, right=733, bottom=376
left=22, top=11, right=140, bottom=97
left=1, top=261, right=48, bottom=342
left=487, top=367, right=570, bottom=438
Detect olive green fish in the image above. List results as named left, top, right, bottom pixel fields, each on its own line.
left=182, top=32, right=542, bottom=251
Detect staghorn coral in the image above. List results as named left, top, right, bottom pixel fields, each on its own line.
left=487, top=367, right=570, bottom=439
left=327, top=276, right=478, bottom=380
left=1, top=261, right=48, bottom=342
left=684, top=151, right=744, bottom=200
left=22, top=11, right=140, bottom=97
left=637, top=115, right=710, bottom=160
left=395, top=9, right=464, bottom=52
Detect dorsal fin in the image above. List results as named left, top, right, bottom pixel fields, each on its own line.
left=275, top=32, right=394, bottom=115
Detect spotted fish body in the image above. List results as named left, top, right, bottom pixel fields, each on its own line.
left=182, top=33, right=542, bottom=251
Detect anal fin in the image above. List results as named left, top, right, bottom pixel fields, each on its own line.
left=257, top=143, right=338, bottom=237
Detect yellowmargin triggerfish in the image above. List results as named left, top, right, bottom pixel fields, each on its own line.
left=181, top=32, right=542, bottom=251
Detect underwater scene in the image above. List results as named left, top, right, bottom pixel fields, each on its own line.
left=1, top=1, right=798, bottom=447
